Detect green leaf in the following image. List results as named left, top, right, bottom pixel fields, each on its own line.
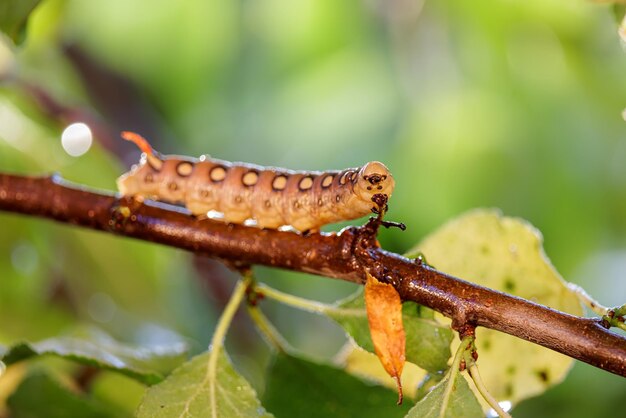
left=1, top=327, right=187, bottom=385
left=137, top=349, right=272, bottom=418
left=406, top=372, right=483, bottom=418
left=263, top=352, right=411, bottom=418
left=408, top=209, right=583, bottom=406
left=328, top=290, right=453, bottom=373
left=341, top=344, right=428, bottom=400
left=0, top=0, right=42, bottom=45
left=90, top=372, right=147, bottom=416
left=402, top=303, right=453, bottom=373
left=8, top=372, right=124, bottom=418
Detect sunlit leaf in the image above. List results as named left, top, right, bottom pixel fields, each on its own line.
left=339, top=343, right=427, bottom=400
left=407, top=209, right=583, bottom=407
left=329, top=290, right=452, bottom=373
left=263, top=352, right=411, bottom=418
left=405, top=371, right=483, bottom=418
left=364, top=273, right=405, bottom=402
left=0, top=0, right=41, bottom=45
left=8, top=372, right=123, bottom=418
left=1, top=327, right=187, bottom=385
left=137, top=349, right=272, bottom=418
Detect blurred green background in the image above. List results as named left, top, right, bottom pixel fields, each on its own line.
left=0, top=0, right=625, bottom=416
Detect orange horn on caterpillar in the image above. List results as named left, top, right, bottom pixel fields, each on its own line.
left=121, top=131, right=155, bottom=156
left=121, top=131, right=164, bottom=171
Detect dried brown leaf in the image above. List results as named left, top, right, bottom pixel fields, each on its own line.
left=364, top=272, right=406, bottom=404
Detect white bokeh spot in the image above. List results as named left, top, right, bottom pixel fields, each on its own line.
left=61, top=122, right=93, bottom=157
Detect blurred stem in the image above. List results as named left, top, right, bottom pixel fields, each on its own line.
left=440, top=336, right=471, bottom=416
left=209, top=279, right=249, bottom=352
left=567, top=283, right=609, bottom=316
left=207, top=277, right=250, bottom=417
left=567, top=284, right=626, bottom=331
left=256, top=283, right=365, bottom=317
left=246, top=305, right=292, bottom=352
left=462, top=337, right=512, bottom=418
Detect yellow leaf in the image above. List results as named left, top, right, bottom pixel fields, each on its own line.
left=409, top=209, right=583, bottom=409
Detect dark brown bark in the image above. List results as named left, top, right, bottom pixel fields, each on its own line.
left=1, top=173, right=625, bottom=377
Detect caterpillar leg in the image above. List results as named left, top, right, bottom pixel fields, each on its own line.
left=380, top=220, right=407, bottom=231
left=369, top=193, right=406, bottom=231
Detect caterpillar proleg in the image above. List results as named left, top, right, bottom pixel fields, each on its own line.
left=117, top=132, right=395, bottom=232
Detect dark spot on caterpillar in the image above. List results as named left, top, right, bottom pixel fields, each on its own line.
left=321, top=174, right=334, bottom=188
left=118, top=132, right=397, bottom=233
left=210, top=166, right=227, bottom=182
left=242, top=170, right=259, bottom=187
left=272, top=175, right=288, bottom=191
left=298, top=176, right=314, bottom=191
left=176, top=161, right=194, bottom=177
left=339, top=171, right=352, bottom=185
left=367, top=186, right=372, bottom=190
left=365, top=173, right=384, bottom=185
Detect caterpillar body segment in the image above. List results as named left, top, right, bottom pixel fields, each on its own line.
left=117, top=132, right=395, bottom=232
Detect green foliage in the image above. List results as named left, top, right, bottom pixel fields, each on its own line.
left=8, top=372, right=123, bottom=418
left=405, top=373, right=484, bottom=418
left=0, top=0, right=41, bottom=45
left=1, top=327, right=187, bottom=385
left=137, top=350, right=272, bottom=418
left=329, top=291, right=453, bottom=373
left=262, top=353, right=411, bottom=418
left=0, top=0, right=625, bottom=416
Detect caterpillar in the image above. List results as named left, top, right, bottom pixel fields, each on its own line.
left=117, top=132, right=395, bottom=233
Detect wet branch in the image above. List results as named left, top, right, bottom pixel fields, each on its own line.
left=1, top=172, right=625, bottom=377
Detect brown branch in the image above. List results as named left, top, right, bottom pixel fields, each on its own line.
left=1, top=173, right=625, bottom=378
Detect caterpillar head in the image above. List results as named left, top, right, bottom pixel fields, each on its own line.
left=354, top=161, right=395, bottom=205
